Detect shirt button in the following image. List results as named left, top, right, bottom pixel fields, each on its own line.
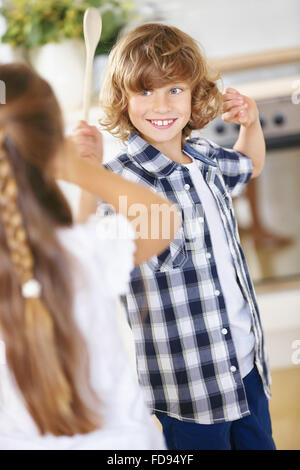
left=184, top=184, right=190, bottom=191
left=206, top=252, right=211, bottom=259
left=221, top=328, right=228, bottom=335
left=199, top=217, right=204, bottom=223
left=230, top=365, right=237, bottom=373
left=215, top=290, right=220, bottom=296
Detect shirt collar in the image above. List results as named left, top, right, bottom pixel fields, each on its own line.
left=127, top=133, right=217, bottom=177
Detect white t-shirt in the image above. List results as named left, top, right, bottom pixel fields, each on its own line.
left=183, top=156, right=255, bottom=378
left=0, top=214, right=166, bottom=450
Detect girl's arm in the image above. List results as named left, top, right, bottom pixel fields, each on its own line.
left=59, top=139, right=182, bottom=266
left=77, top=190, right=98, bottom=223
left=69, top=121, right=102, bottom=223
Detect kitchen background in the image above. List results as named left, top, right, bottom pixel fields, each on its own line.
left=1, top=0, right=300, bottom=450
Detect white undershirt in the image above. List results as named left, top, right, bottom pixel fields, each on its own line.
left=183, top=156, right=255, bottom=378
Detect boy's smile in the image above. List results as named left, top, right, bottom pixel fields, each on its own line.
left=127, top=83, right=192, bottom=159
left=146, top=118, right=177, bottom=129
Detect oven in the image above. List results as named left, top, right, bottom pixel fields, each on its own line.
left=195, top=64, right=300, bottom=290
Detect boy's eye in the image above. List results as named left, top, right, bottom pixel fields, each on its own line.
left=140, top=90, right=152, bottom=96
left=170, top=87, right=182, bottom=95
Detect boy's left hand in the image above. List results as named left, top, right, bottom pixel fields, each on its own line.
left=222, top=88, right=259, bottom=128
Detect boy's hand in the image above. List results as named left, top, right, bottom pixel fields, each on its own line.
left=70, top=120, right=103, bottom=165
left=222, top=88, right=259, bottom=128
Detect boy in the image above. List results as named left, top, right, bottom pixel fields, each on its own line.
left=73, top=23, right=275, bottom=450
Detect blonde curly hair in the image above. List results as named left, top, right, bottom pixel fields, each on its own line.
left=99, top=23, right=223, bottom=143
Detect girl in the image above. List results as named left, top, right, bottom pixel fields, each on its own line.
left=0, top=63, right=180, bottom=450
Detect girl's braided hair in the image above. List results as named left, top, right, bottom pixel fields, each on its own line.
left=0, top=63, right=101, bottom=436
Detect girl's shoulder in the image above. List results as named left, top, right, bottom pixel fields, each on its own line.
left=57, top=213, right=136, bottom=297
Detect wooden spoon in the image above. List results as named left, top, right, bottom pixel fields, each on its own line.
left=82, top=8, right=102, bottom=121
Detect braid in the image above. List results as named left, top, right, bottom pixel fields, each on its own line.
left=0, top=129, right=74, bottom=426
left=0, top=134, right=34, bottom=285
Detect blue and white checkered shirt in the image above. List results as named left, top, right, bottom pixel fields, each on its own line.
left=103, top=133, right=271, bottom=424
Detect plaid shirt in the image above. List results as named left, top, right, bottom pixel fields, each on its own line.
left=103, top=133, right=271, bottom=424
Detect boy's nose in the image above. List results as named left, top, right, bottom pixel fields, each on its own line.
left=152, top=94, right=171, bottom=113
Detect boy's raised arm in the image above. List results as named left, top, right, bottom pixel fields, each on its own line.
left=222, top=88, right=266, bottom=178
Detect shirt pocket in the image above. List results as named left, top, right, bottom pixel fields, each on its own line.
left=147, top=225, right=188, bottom=272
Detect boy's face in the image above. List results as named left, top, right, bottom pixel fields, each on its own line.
left=127, top=82, right=191, bottom=152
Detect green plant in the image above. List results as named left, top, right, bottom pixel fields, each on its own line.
left=0, top=0, right=137, bottom=55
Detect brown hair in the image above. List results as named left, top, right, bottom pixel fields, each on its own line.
left=99, top=22, right=223, bottom=143
left=0, top=63, right=100, bottom=436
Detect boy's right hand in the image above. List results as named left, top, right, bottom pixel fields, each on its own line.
left=70, top=120, right=103, bottom=165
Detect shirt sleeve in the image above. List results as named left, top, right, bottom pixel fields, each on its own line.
left=86, top=212, right=136, bottom=297
left=214, top=145, right=253, bottom=197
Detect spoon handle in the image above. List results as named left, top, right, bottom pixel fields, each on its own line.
left=82, top=52, right=93, bottom=121
left=82, top=8, right=102, bottom=121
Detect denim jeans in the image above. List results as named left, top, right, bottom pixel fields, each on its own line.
left=155, top=366, right=276, bottom=450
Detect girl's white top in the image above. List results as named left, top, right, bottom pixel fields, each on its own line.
left=0, top=214, right=165, bottom=450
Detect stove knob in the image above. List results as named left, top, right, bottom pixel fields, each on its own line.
left=273, top=113, right=285, bottom=125
left=215, top=122, right=226, bottom=134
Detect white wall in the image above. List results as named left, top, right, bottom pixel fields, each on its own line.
left=137, top=0, right=300, bottom=58
left=2, top=1, right=299, bottom=62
